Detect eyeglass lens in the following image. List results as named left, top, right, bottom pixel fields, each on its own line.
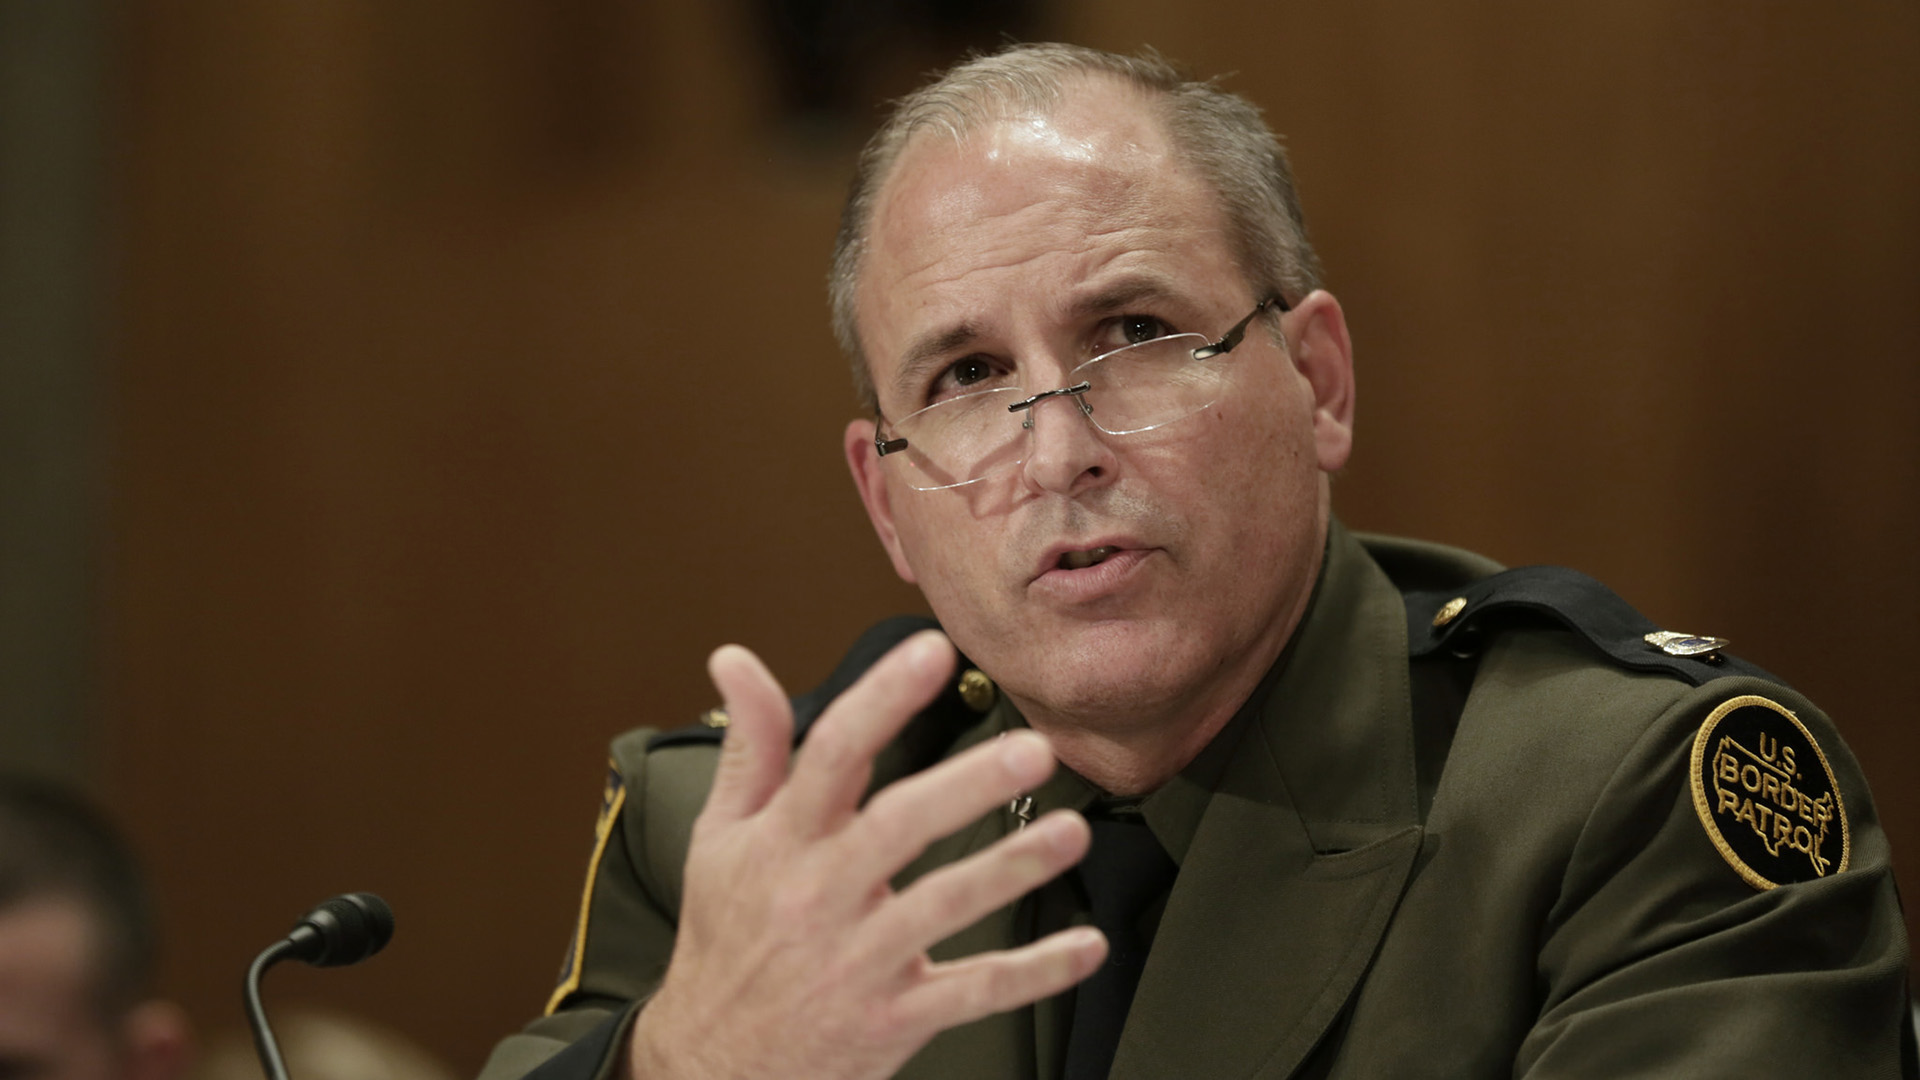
left=889, top=333, right=1228, bottom=490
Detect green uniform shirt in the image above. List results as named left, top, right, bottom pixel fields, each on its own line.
left=480, top=525, right=1910, bottom=1079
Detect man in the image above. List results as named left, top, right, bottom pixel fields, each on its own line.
left=481, top=44, right=1911, bottom=1079
left=0, top=775, right=193, bottom=1080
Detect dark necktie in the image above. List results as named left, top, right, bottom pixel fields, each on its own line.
left=1062, top=813, right=1178, bottom=1080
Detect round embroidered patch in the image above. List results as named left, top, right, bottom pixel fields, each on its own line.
left=1689, top=695, right=1849, bottom=890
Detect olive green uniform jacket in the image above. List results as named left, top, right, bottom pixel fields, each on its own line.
left=480, top=526, right=1910, bottom=1079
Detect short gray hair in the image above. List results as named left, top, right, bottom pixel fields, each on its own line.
left=829, top=42, right=1323, bottom=414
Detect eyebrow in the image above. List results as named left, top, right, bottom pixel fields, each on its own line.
left=884, top=273, right=1189, bottom=408
left=1064, top=274, right=1183, bottom=322
left=890, top=322, right=982, bottom=408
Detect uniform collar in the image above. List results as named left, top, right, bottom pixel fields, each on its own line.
left=987, top=666, right=1259, bottom=866
left=1107, top=519, right=1426, bottom=1079
left=1251, top=517, right=1421, bottom=847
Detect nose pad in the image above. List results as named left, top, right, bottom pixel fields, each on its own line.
left=1018, top=387, right=1114, bottom=494
left=1019, top=389, right=1093, bottom=430
left=1010, top=380, right=1095, bottom=429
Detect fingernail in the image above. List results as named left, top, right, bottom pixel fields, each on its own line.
left=1034, top=812, right=1084, bottom=856
left=907, top=631, right=946, bottom=675
left=998, top=731, right=1048, bottom=775
left=1070, top=926, right=1108, bottom=962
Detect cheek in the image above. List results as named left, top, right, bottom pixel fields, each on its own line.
left=888, top=489, right=998, bottom=590
left=1191, top=385, right=1315, bottom=488
left=1174, top=392, right=1322, bottom=555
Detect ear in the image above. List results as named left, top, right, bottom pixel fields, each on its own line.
left=1283, top=289, right=1356, bottom=472
left=844, top=419, right=918, bottom=584
left=120, top=1000, right=194, bottom=1080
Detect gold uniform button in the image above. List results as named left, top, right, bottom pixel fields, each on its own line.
left=1433, top=596, right=1468, bottom=629
left=957, top=669, right=997, bottom=713
left=699, top=707, right=731, bottom=729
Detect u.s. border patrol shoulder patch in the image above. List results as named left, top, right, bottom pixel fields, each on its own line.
left=1689, top=695, right=1849, bottom=890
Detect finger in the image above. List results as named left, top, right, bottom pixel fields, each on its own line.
left=697, top=644, right=795, bottom=825
left=865, top=810, right=1091, bottom=962
left=839, top=730, right=1057, bottom=880
left=892, top=926, right=1107, bottom=1034
left=774, top=631, right=954, bottom=832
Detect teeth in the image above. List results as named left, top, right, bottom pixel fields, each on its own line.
left=1059, top=546, right=1119, bottom=570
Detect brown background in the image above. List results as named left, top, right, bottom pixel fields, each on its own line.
left=100, top=1, right=1918, bottom=1073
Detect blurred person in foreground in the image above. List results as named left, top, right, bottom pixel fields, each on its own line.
left=482, top=43, right=1912, bottom=1079
left=0, top=774, right=192, bottom=1080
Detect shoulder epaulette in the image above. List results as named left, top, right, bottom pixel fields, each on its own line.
left=1402, top=565, right=1781, bottom=688
left=647, top=615, right=988, bottom=751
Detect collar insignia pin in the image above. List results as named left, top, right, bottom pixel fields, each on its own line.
left=1645, top=630, right=1731, bottom=658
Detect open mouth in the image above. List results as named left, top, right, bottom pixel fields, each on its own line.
left=1057, top=545, right=1121, bottom=570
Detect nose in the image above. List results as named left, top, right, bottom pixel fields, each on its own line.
left=1018, top=387, right=1117, bottom=496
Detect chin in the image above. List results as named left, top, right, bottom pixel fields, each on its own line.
left=994, top=617, right=1219, bottom=726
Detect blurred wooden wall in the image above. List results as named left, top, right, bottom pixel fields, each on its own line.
left=103, top=2, right=1919, bottom=1072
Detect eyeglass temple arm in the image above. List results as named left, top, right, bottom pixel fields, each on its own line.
left=1191, top=294, right=1287, bottom=360
left=875, top=430, right=907, bottom=456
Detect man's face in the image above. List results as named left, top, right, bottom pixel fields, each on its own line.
left=0, top=900, right=120, bottom=1080
left=844, top=78, right=1354, bottom=733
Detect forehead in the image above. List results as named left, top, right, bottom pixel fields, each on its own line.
left=857, top=80, right=1239, bottom=379
left=879, top=79, right=1181, bottom=221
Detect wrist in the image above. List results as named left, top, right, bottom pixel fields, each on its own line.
left=625, top=991, right=718, bottom=1080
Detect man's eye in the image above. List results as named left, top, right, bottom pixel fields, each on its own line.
left=1097, top=314, right=1175, bottom=352
left=951, top=357, right=993, bottom=386
left=928, top=355, right=1003, bottom=402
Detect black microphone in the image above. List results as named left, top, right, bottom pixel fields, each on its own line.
left=282, top=892, right=395, bottom=966
left=244, top=893, right=395, bottom=1080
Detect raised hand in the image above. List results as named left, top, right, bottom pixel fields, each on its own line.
left=627, top=631, right=1105, bottom=1079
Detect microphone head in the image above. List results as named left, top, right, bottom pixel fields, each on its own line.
left=285, top=892, right=394, bottom=967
